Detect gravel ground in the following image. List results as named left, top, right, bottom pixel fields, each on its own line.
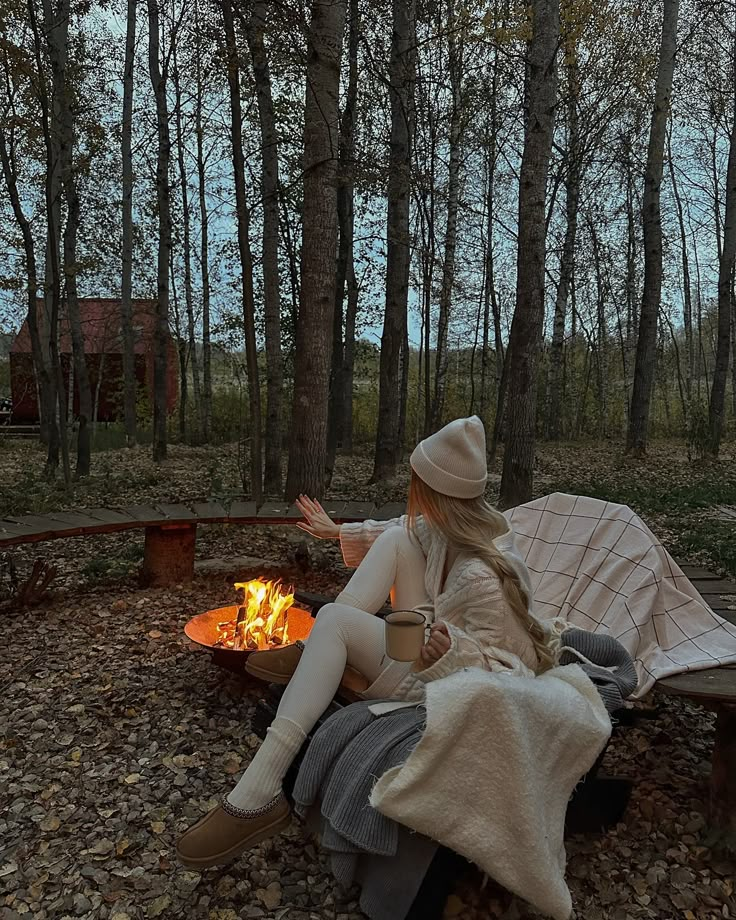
left=1, top=563, right=735, bottom=920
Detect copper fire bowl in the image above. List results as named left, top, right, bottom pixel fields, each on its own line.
left=185, top=604, right=315, bottom=658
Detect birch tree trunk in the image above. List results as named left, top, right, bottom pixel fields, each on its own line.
left=222, top=0, right=263, bottom=501
left=372, top=0, right=415, bottom=480
left=667, top=123, right=693, bottom=409
left=172, top=42, right=202, bottom=441
left=147, top=0, right=172, bottom=462
left=327, top=0, right=359, bottom=482
left=121, top=0, right=137, bottom=446
left=429, top=0, right=462, bottom=430
left=547, top=55, right=580, bottom=441
left=626, top=0, right=679, bottom=456
left=245, top=0, right=284, bottom=492
left=498, top=0, right=559, bottom=508
left=194, top=0, right=212, bottom=443
left=708, top=16, right=736, bottom=456
left=284, top=0, right=347, bottom=500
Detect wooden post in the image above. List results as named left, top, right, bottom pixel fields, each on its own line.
left=141, top=523, right=196, bottom=586
left=710, top=705, right=736, bottom=843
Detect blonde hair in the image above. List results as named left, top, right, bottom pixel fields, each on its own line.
left=407, top=472, right=554, bottom=673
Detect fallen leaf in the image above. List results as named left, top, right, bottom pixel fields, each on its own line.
left=148, top=630, right=162, bottom=639
left=150, top=822, right=165, bottom=834
left=40, top=816, right=60, bottom=832
left=147, top=895, right=171, bottom=917
left=124, top=773, right=140, bottom=784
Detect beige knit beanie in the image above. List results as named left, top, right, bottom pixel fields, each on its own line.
left=410, top=416, right=487, bottom=498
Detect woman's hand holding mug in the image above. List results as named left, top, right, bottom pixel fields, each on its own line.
left=419, top=621, right=451, bottom=667
left=295, top=495, right=341, bottom=540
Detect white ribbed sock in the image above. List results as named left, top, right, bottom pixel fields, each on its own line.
left=226, top=717, right=306, bottom=811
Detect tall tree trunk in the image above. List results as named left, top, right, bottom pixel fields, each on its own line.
left=28, top=0, right=65, bottom=480
left=147, top=0, right=171, bottom=463
left=708, top=17, right=736, bottom=456
left=372, top=0, right=416, bottom=480
left=667, top=123, right=693, bottom=409
left=547, top=54, right=580, bottom=441
left=429, top=0, right=462, bottom=430
left=0, top=107, right=53, bottom=451
left=284, top=0, right=347, bottom=500
left=342, top=257, right=358, bottom=453
left=121, top=0, right=137, bottom=446
left=498, top=0, right=559, bottom=508
left=245, top=0, right=283, bottom=492
left=626, top=0, right=679, bottom=456
left=42, top=0, right=93, bottom=478
left=172, top=42, right=201, bottom=442
left=589, top=214, right=607, bottom=437
left=326, top=0, right=359, bottom=483
left=222, top=0, right=263, bottom=501
left=194, top=0, right=212, bottom=442
left=624, top=149, right=637, bottom=428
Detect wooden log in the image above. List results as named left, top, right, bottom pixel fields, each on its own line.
left=141, top=523, right=197, bottom=587
left=710, top=705, right=736, bottom=843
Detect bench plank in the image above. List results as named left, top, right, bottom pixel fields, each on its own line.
left=657, top=665, right=736, bottom=703
left=6, top=514, right=73, bottom=533
left=692, top=579, right=736, bottom=595
left=191, top=501, right=229, bottom=520
left=342, top=501, right=374, bottom=519
left=319, top=501, right=347, bottom=518
left=228, top=501, right=258, bottom=520
left=155, top=503, right=198, bottom=521
left=680, top=564, right=722, bottom=581
left=373, top=502, right=406, bottom=521
left=125, top=505, right=168, bottom=523
left=45, top=511, right=106, bottom=528
left=257, top=503, right=289, bottom=519
left=85, top=508, right=138, bottom=525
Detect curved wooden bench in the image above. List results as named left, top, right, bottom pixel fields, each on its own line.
left=0, top=500, right=408, bottom=586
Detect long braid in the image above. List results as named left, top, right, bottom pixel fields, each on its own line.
left=407, top=472, right=554, bottom=673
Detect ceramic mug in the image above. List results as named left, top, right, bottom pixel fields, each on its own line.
left=384, top=610, right=427, bottom=662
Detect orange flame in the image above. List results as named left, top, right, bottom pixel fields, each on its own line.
left=215, top=579, right=295, bottom=651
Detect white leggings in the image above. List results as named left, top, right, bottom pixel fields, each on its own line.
left=277, top=524, right=430, bottom=730
left=228, top=525, right=430, bottom=809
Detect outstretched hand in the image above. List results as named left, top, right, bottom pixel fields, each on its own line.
left=295, top=495, right=341, bottom=540
left=420, top=621, right=451, bottom=667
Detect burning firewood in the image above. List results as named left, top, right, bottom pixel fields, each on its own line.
left=215, top=578, right=295, bottom=651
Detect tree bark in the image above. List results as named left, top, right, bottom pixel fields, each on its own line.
left=708, top=17, right=736, bottom=456
left=372, top=0, right=416, bottom=480
left=28, top=0, right=65, bottom=481
left=429, top=0, right=462, bottom=431
left=547, top=55, right=580, bottom=441
left=222, top=0, right=263, bottom=501
left=172, top=41, right=202, bottom=442
left=42, top=0, right=93, bottom=478
left=626, top=0, right=679, bottom=456
left=0, top=95, right=53, bottom=453
left=147, top=0, right=172, bottom=463
left=667, top=123, right=693, bottom=409
left=121, top=0, right=137, bottom=446
left=498, top=0, right=559, bottom=509
left=245, top=0, right=284, bottom=493
left=326, top=0, right=359, bottom=483
left=284, top=0, right=347, bottom=501
left=194, top=0, right=212, bottom=443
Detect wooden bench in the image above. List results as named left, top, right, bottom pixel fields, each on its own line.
left=656, top=564, right=736, bottom=846
left=0, top=500, right=407, bottom=586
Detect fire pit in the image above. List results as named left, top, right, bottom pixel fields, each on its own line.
left=185, top=578, right=315, bottom=674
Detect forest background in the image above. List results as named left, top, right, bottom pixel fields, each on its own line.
left=1, top=0, right=735, bottom=514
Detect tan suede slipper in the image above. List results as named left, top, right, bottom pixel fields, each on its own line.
left=245, top=643, right=304, bottom=684
left=176, top=794, right=291, bottom=869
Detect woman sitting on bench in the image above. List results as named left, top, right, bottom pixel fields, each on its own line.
left=177, top=416, right=553, bottom=869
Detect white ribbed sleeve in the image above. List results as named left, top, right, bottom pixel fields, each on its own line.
left=338, top=516, right=406, bottom=568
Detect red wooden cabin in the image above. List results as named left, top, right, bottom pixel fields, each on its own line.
left=9, top=298, right=178, bottom=423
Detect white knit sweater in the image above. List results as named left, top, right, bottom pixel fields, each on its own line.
left=339, top=515, right=540, bottom=700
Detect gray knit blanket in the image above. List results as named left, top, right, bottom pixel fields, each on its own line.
left=293, top=629, right=637, bottom=920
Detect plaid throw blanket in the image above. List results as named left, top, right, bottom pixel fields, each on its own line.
left=507, top=492, right=736, bottom=697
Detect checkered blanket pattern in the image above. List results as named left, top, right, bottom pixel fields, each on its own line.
left=506, top=492, right=736, bottom=698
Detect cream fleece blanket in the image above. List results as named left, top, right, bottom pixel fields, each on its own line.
left=506, top=492, right=736, bottom=696
left=370, top=664, right=612, bottom=920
